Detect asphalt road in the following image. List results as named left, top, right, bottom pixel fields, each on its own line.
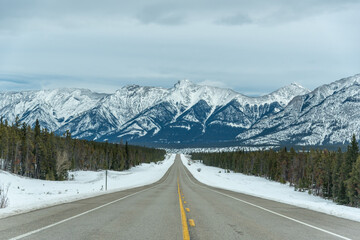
left=1, top=154, right=359, bottom=240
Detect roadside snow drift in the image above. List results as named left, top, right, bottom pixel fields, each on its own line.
left=181, top=154, right=360, bottom=223
left=0, top=154, right=175, bottom=219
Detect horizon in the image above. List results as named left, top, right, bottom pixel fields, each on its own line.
left=1, top=73, right=359, bottom=97
left=0, top=76, right=320, bottom=97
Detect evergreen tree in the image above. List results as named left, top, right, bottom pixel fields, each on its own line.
left=338, top=134, right=359, bottom=204
left=34, top=119, right=41, bottom=138
left=345, top=134, right=359, bottom=174
left=20, top=122, right=27, bottom=176
left=13, top=115, right=20, bottom=128
left=125, top=141, right=130, bottom=170
left=346, top=156, right=360, bottom=206
left=332, top=148, right=342, bottom=201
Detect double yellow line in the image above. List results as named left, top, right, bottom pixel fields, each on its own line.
left=177, top=178, right=190, bottom=240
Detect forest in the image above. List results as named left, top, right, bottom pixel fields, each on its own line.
left=192, top=135, right=360, bottom=207
left=0, top=117, right=166, bottom=181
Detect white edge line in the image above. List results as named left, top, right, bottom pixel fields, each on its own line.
left=180, top=155, right=352, bottom=240
left=10, top=180, right=162, bottom=240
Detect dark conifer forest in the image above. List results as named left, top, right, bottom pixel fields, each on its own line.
left=192, top=135, right=360, bottom=207
left=0, top=117, right=166, bottom=181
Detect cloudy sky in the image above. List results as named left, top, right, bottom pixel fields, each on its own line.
left=0, top=0, right=359, bottom=95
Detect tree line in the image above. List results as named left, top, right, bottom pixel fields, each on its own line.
left=0, top=117, right=166, bottom=181
left=191, top=135, right=360, bottom=207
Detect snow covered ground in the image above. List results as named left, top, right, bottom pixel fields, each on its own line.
left=181, top=154, right=360, bottom=222
left=0, top=154, right=175, bottom=219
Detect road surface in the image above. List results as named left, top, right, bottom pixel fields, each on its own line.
left=1, top=154, right=359, bottom=240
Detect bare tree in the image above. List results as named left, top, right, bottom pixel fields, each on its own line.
left=0, top=183, right=9, bottom=208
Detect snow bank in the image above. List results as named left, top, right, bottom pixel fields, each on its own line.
left=181, top=154, right=360, bottom=222
left=0, top=154, right=175, bottom=219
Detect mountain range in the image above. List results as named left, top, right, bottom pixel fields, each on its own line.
left=0, top=74, right=359, bottom=147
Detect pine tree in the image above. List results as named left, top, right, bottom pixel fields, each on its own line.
left=14, top=115, right=20, bottom=128
left=338, top=134, right=359, bottom=204
left=34, top=119, right=41, bottom=178
left=279, top=147, right=288, bottom=184
left=345, top=134, right=359, bottom=174
left=332, top=148, right=342, bottom=201
left=125, top=141, right=130, bottom=170
left=34, top=119, right=41, bottom=138
left=346, top=156, right=360, bottom=206
left=20, top=122, right=27, bottom=176
left=0, top=121, right=9, bottom=169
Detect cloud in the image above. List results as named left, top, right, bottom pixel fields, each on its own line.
left=0, top=0, right=359, bottom=95
left=0, top=74, right=41, bottom=91
left=216, top=13, right=252, bottom=26
left=198, top=80, right=228, bottom=89
left=136, top=4, right=186, bottom=25
left=1, top=0, right=359, bottom=31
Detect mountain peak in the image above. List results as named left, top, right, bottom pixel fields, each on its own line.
left=275, top=82, right=310, bottom=94
left=259, top=82, right=310, bottom=106
left=290, top=82, right=304, bottom=88
left=123, top=84, right=141, bottom=90
left=174, top=79, right=194, bottom=88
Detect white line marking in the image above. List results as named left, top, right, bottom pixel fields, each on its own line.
left=180, top=156, right=352, bottom=240
left=10, top=177, right=166, bottom=239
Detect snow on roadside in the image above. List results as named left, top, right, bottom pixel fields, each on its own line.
left=0, top=154, right=175, bottom=219
left=181, top=154, right=360, bottom=222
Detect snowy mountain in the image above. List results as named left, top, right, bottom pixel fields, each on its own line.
left=56, top=85, right=169, bottom=140
left=0, top=89, right=107, bottom=132
left=237, top=74, right=360, bottom=146
left=3, top=74, right=359, bottom=147
left=95, top=80, right=310, bottom=145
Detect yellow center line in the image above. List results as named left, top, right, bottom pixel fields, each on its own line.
left=189, top=219, right=195, bottom=227
left=178, top=177, right=190, bottom=240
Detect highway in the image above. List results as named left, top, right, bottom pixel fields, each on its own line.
left=1, top=154, right=359, bottom=240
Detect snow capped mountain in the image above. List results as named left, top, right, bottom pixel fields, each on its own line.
left=2, top=74, right=359, bottom=147
left=259, top=82, right=310, bottom=106
left=237, top=74, right=360, bottom=146
left=0, top=89, right=107, bottom=132
left=90, top=80, right=309, bottom=144
left=169, top=79, right=239, bottom=107
left=57, top=85, right=168, bottom=140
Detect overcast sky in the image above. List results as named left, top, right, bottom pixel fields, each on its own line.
left=0, top=0, right=359, bottom=95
